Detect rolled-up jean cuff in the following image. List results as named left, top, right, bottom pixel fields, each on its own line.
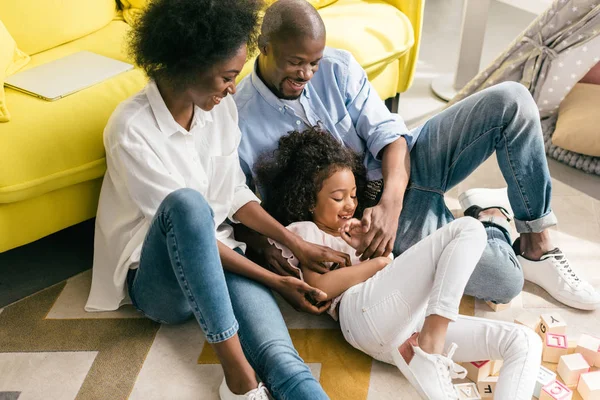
left=426, top=305, right=458, bottom=322
left=205, top=320, right=239, bottom=344
left=514, top=211, right=558, bottom=233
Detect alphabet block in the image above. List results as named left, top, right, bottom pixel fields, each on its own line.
left=463, top=360, right=492, bottom=382
left=576, top=334, right=600, bottom=367
left=543, top=333, right=569, bottom=363
left=557, top=353, right=590, bottom=386
left=454, top=382, right=481, bottom=399
left=538, top=313, right=567, bottom=339
left=577, top=371, right=600, bottom=400
left=567, top=339, right=577, bottom=355
left=539, top=380, right=573, bottom=400
left=534, top=365, right=557, bottom=398
left=485, top=301, right=510, bottom=311
left=476, top=375, right=498, bottom=398
left=490, top=360, right=503, bottom=376
left=514, top=312, right=541, bottom=332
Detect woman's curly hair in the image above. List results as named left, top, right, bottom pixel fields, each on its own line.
left=255, top=126, right=367, bottom=226
left=129, top=0, right=261, bottom=89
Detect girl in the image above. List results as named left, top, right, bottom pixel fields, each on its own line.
left=85, top=1, right=348, bottom=399
left=255, top=127, right=543, bottom=400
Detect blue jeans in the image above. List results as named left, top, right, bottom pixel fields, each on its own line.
left=127, top=188, right=327, bottom=399
left=395, top=82, right=557, bottom=304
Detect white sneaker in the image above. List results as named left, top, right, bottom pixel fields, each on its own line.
left=391, top=342, right=467, bottom=400
left=219, top=378, right=270, bottom=400
left=518, top=248, right=600, bottom=310
left=458, top=187, right=514, bottom=216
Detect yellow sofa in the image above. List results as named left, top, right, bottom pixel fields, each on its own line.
left=0, top=0, right=423, bottom=253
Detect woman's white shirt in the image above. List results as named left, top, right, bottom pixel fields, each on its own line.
left=85, top=81, right=259, bottom=312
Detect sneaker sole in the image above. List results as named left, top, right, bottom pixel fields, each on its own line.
left=390, top=349, right=429, bottom=400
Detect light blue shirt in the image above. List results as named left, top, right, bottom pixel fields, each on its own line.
left=235, top=47, right=420, bottom=193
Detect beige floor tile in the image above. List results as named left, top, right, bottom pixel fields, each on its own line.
left=366, top=360, right=419, bottom=399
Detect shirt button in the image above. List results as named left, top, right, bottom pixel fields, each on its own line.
left=296, top=120, right=301, bottom=125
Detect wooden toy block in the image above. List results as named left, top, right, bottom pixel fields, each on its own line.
left=463, top=360, right=492, bottom=382
left=490, top=360, right=503, bottom=376
left=535, top=365, right=557, bottom=398
left=486, top=301, right=510, bottom=311
left=576, top=334, right=600, bottom=367
left=539, top=380, right=573, bottom=400
left=454, top=382, right=481, bottom=399
left=557, top=353, right=590, bottom=386
left=567, top=339, right=577, bottom=355
left=514, top=311, right=541, bottom=332
left=476, top=375, right=498, bottom=398
left=543, top=333, right=569, bottom=363
left=538, top=313, right=567, bottom=339
left=577, top=371, right=600, bottom=400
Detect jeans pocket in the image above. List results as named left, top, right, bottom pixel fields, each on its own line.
left=362, top=291, right=412, bottom=347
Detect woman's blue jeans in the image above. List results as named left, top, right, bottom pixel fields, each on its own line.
left=127, top=188, right=328, bottom=399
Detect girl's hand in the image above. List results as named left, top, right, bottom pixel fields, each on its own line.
left=274, top=276, right=332, bottom=315
left=339, top=218, right=366, bottom=250
left=289, top=238, right=352, bottom=274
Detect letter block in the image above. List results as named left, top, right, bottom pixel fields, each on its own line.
left=557, top=353, right=590, bottom=386
left=464, top=360, right=492, bottom=382
left=538, top=313, right=567, bottom=339
left=490, top=360, right=503, bottom=376
left=543, top=333, right=569, bottom=363
left=515, top=312, right=541, bottom=332
left=477, top=375, right=498, bottom=398
left=454, top=382, right=481, bottom=399
left=576, top=334, right=600, bottom=367
left=486, top=301, right=510, bottom=312
left=535, top=365, right=557, bottom=398
left=577, top=371, right=600, bottom=400
left=539, top=380, right=573, bottom=400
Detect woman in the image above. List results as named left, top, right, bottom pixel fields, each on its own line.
left=255, top=127, right=543, bottom=400
left=85, top=1, right=349, bottom=399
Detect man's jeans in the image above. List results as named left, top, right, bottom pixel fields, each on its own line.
left=395, top=82, right=558, bottom=304
left=127, top=189, right=328, bottom=400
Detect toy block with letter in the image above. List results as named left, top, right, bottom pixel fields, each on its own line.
left=535, top=365, right=557, bottom=398
left=464, top=360, right=492, bottom=382
left=454, top=383, right=481, bottom=399
left=476, top=375, right=498, bottom=398
left=557, top=353, right=590, bottom=387
left=577, top=371, right=600, bottom=400
left=538, top=313, right=567, bottom=339
left=543, top=333, right=569, bottom=363
left=514, top=312, right=541, bottom=332
left=485, top=301, right=510, bottom=312
left=539, top=380, right=573, bottom=400
left=576, top=334, right=600, bottom=367
left=490, top=360, right=503, bottom=376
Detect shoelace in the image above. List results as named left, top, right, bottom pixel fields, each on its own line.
left=542, top=250, right=581, bottom=287
left=435, top=343, right=467, bottom=399
left=247, top=383, right=269, bottom=400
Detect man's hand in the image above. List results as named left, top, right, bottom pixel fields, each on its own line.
left=264, top=243, right=300, bottom=278
left=290, top=239, right=352, bottom=274
left=274, top=276, right=332, bottom=315
left=355, top=202, right=400, bottom=261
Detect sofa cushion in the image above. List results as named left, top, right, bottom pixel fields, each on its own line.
left=552, top=83, right=600, bottom=157
left=319, top=0, right=414, bottom=75
left=0, top=0, right=117, bottom=56
left=0, top=20, right=30, bottom=122
left=0, top=21, right=147, bottom=204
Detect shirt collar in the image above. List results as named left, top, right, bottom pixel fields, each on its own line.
left=146, top=80, right=213, bottom=137
left=250, top=58, right=311, bottom=115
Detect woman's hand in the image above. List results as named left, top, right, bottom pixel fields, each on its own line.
left=264, top=243, right=300, bottom=278
left=289, top=238, right=352, bottom=274
left=274, top=276, right=332, bottom=315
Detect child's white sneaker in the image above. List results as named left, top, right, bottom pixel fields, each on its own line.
left=219, top=378, right=270, bottom=400
left=391, top=341, right=467, bottom=400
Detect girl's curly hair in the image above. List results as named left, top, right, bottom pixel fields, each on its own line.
left=129, top=0, right=261, bottom=89
left=255, top=126, right=367, bottom=226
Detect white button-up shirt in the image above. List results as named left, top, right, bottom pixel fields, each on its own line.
left=86, top=81, right=259, bottom=312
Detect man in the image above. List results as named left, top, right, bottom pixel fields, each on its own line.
left=235, top=0, right=600, bottom=311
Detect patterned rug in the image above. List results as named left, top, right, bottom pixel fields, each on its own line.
left=0, top=269, right=596, bottom=400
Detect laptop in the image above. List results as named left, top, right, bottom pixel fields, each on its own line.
left=4, top=51, right=134, bottom=101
